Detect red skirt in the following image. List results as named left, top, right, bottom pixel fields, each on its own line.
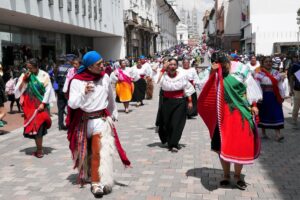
left=219, top=103, right=260, bottom=164
left=22, top=93, right=51, bottom=136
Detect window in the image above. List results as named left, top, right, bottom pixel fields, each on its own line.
left=82, top=0, right=86, bottom=16
left=75, top=0, right=79, bottom=14
left=59, top=0, right=63, bottom=8
left=67, top=0, right=72, bottom=11
left=180, top=34, right=183, bottom=40
left=48, top=0, right=53, bottom=5
left=98, top=0, right=102, bottom=22
left=94, top=0, right=97, bottom=19
left=88, top=0, right=92, bottom=18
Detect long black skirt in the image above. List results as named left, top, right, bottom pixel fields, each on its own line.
left=187, top=92, right=198, bottom=118
left=131, top=78, right=146, bottom=102
left=158, top=97, right=187, bottom=148
left=155, top=88, right=163, bottom=127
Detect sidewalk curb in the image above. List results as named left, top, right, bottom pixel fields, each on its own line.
left=0, top=115, right=58, bottom=143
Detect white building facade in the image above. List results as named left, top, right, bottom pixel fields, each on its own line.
left=0, top=0, right=125, bottom=67
left=156, top=0, right=179, bottom=52
left=241, top=0, right=300, bottom=55
left=177, top=23, right=188, bottom=45
left=124, top=0, right=158, bottom=58
left=222, top=0, right=241, bottom=51
left=124, top=0, right=179, bottom=57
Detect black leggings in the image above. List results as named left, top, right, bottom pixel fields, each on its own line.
left=10, top=98, right=21, bottom=111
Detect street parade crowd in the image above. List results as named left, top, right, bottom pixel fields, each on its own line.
left=0, top=44, right=300, bottom=197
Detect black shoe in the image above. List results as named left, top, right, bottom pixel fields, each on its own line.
left=235, top=179, right=247, bottom=190
left=103, top=185, right=112, bottom=195
left=169, top=147, right=178, bottom=153
left=59, top=125, right=68, bottom=131
left=220, top=179, right=230, bottom=187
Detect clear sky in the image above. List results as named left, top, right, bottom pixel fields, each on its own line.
left=176, top=0, right=214, bottom=13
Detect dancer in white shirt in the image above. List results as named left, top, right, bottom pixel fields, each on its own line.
left=67, top=51, right=130, bottom=198
left=182, top=58, right=201, bottom=118
left=157, top=58, right=195, bottom=152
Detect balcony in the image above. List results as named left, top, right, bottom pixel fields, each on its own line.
left=124, top=9, right=139, bottom=25
left=154, top=24, right=161, bottom=34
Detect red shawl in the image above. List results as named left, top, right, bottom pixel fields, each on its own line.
left=198, top=65, right=260, bottom=164
left=197, top=65, right=221, bottom=138
left=66, top=70, right=131, bottom=169
left=260, top=68, right=283, bottom=104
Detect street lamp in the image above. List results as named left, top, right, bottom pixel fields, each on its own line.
left=297, top=8, right=300, bottom=58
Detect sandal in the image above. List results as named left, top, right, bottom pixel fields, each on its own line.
left=32, top=151, right=44, bottom=158
left=261, top=134, right=269, bottom=139
left=235, top=180, right=247, bottom=190
left=234, top=175, right=247, bottom=190
left=220, top=175, right=230, bottom=187
left=276, top=136, right=284, bottom=142
left=169, top=147, right=178, bottom=153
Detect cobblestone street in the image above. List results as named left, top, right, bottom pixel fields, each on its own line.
left=0, top=86, right=299, bottom=200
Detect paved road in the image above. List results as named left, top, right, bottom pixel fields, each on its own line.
left=0, top=85, right=299, bottom=200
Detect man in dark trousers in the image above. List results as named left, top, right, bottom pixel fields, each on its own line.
left=290, top=57, right=300, bottom=128
left=56, top=54, right=76, bottom=130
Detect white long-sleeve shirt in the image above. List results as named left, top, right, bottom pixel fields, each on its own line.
left=131, top=64, right=152, bottom=81
left=110, top=67, right=137, bottom=84
left=160, top=70, right=195, bottom=97
left=68, top=74, right=118, bottom=120
left=230, top=61, right=262, bottom=104
left=14, top=69, right=56, bottom=104
left=182, top=67, right=201, bottom=90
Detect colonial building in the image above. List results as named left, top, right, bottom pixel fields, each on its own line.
left=203, top=0, right=241, bottom=51
left=124, top=0, right=179, bottom=57
left=202, top=8, right=217, bottom=48
left=156, top=0, right=180, bottom=52
left=124, top=0, right=157, bottom=58
left=177, top=23, right=188, bottom=45
left=0, top=0, right=125, bottom=67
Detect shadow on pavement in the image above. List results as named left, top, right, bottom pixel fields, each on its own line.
left=255, top=116, right=300, bottom=199
left=117, top=109, right=132, bottom=113
left=114, top=181, right=129, bottom=187
left=66, top=173, right=78, bottom=185
left=66, top=174, right=130, bottom=187
left=19, top=146, right=56, bottom=155
left=147, top=142, right=168, bottom=148
left=0, top=130, right=10, bottom=135
left=146, top=126, right=156, bottom=130
left=147, top=142, right=187, bottom=150
left=186, top=167, right=244, bottom=191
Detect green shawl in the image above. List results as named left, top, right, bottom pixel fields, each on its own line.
left=223, top=74, right=254, bottom=129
